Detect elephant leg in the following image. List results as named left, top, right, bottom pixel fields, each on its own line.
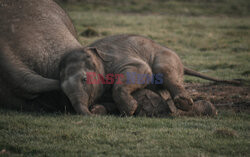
left=152, top=52, right=193, bottom=111
left=112, top=63, right=152, bottom=116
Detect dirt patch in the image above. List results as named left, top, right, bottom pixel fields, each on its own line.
left=185, top=83, right=250, bottom=113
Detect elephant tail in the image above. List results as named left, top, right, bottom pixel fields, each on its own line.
left=184, top=67, right=242, bottom=85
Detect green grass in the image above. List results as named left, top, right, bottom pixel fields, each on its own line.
left=1, top=0, right=250, bottom=156
left=0, top=110, right=249, bottom=156
left=59, top=0, right=250, bottom=16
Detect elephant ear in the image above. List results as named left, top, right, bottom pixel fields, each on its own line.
left=86, top=47, right=112, bottom=62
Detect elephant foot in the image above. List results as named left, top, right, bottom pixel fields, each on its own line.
left=192, top=100, right=217, bottom=116
left=173, top=94, right=193, bottom=111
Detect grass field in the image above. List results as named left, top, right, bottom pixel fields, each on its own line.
left=0, top=110, right=249, bottom=156
left=0, top=0, right=250, bottom=156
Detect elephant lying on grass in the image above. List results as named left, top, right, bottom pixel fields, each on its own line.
left=91, top=89, right=217, bottom=117
left=60, top=34, right=239, bottom=116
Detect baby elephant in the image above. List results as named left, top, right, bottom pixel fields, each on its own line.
left=91, top=89, right=217, bottom=117
left=60, top=35, right=193, bottom=116
left=60, top=34, right=236, bottom=116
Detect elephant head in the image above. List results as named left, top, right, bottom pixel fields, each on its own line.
left=59, top=47, right=105, bottom=115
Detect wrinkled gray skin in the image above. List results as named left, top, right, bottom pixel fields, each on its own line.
left=0, top=0, right=82, bottom=110
left=60, top=34, right=195, bottom=116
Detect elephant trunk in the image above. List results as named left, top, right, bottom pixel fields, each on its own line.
left=67, top=92, right=92, bottom=115
left=61, top=80, right=92, bottom=115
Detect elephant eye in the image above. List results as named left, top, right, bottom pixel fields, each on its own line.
left=82, top=77, right=87, bottom=82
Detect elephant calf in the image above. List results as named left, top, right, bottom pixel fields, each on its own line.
left=60, top=34, right=235, bottom=116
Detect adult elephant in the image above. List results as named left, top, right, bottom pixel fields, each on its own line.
left=0, top=0, right=81, bottom=111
